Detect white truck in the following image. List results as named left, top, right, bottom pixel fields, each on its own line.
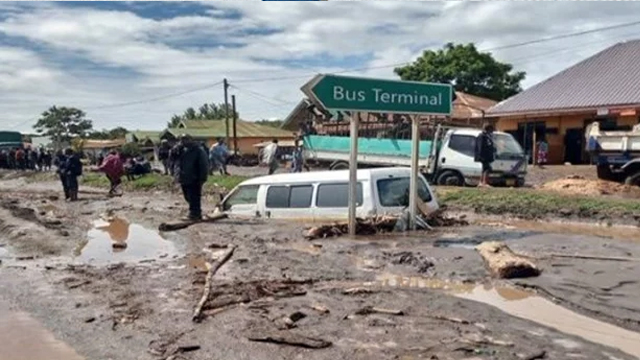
left=586, top=121, right=640, bottom=186
left=303, top=125, right=527, bottom=187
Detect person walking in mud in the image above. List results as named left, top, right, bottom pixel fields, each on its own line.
left=158, top=139, right=171, bottom=175
left=261, top=139, right=280, bottom=175
left=176, top=134, right=209, bottom=221
left=475, top=123, right=496, bottom=187
left=99, top=149, right=125, bottom=196
left=63, top=148, right=83, bottom=201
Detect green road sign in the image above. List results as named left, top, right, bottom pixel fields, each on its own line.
left=301, top=74, right=452, bottom=115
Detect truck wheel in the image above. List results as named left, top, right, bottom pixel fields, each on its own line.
left=329, top=161, right=349, bottom=171
left=437, top=170, right=464, bottom=187
left=596, top=165, right=615, bottom=181
left=625, top=172, right=640, bottom=187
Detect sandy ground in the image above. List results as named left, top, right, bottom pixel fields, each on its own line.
left=1, top=173, right=640, bottom=360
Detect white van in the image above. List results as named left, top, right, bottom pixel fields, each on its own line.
left=217, top=167, right=439, bottom=220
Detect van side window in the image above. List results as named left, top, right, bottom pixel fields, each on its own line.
left=224, top=185, right=259, bottom=210
left=377, top=177, right=432, bottom=207
left=266, top=185, right=313, bottom=208
left=448, top=135, right=476, bottom=157
left=266, top=186, right=290, bottom=208
left=316, top=183, right=363, bottom=208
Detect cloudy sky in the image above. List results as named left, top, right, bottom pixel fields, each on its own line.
left=2, top=1, right=640, bottom=132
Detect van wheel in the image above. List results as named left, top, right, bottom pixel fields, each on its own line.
left=625, top=172, right=640, bottom=187
left=329, top=161, right=350, bottom=171
left=437, top=170, right=464, bottom=187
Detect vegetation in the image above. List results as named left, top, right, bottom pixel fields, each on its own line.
left=394, top=43, right=526, bottom=101
left=80, top=172, right=246, bottom=193
left=438, top=187, right=640, bottom=220
left=87, top=127, right=129, bottom=140
left=168, top=102, right=238, bottom=127
left=33, top=106, right=93, bottom=144
left=120, top=143, right=141, bottom=158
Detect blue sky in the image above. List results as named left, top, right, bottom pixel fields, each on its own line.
left=2, top=1, right=640, bottom=132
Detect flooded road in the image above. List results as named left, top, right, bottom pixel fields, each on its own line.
left=378, top=274, right=640, bottom=358
left=74, top=217, right=177, bottom=263
left=0, top=300, right=84, bottom=360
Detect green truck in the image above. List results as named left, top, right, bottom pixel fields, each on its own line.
left=0, top=131, right=24, bottom=150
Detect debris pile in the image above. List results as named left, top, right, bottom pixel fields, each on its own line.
left=305, top=207, right=468, bottom=240
left=540, top=176, right=640, bottom=198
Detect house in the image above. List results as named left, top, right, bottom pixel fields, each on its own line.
left=126, top=131, right=162, bottom=148
left=161, top=119, right=295, bottom=155
left=486, top=40, right=640, bottom=165
left=280, top=91, right=497, bottom=137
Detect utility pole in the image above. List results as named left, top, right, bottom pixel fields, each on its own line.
left=231, top=95, right=238, bottom=156
left=223, top=78, right=230, bottom=145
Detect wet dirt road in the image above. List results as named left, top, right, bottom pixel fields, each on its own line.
left=1, top=176, right=640, bottom=359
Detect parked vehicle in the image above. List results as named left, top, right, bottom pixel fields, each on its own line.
left=586, top=121, right=640, bottom=186
left=303, top=125, right=527, bottom=187
left=0, top=131, right=23, bottom=150
left=216, top=167, right=439, bottom=220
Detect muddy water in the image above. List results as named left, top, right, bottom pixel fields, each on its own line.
left=378, top=275, right=640, bottom=358
left=493, top=220, right=640, bottom=242
left=75, top=218, right=177, bottom=263
left=0, top=301, right=84, bottom=360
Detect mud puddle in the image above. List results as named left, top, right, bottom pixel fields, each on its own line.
left=377, top=274, right=640, bottom=358
left=74, top=217, right=177, bottom=264
left=0, top=300, right=84, bottom=360
left=506, top=220, right=640, bottom=242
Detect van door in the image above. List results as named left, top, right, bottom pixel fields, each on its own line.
left=264, top=184, right=315, bottom=220
left=221, top=185, right=260, bottom=217
left=439, top=133, right=481, bottom=182
left=375, top=175, right=439, bottom=215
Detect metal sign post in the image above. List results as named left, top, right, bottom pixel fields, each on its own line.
left=409, top=115, right=420, bottom=230
left=348, top=112, right=359, bottom=237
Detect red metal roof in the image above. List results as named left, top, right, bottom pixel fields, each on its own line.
left=487, top=40, right=640, bottom=116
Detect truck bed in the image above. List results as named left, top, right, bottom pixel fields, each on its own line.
left=586, top=122, right=640, bottom=153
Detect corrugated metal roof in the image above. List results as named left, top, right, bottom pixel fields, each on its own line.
left=168, top=120, right=294, bottom=139
left=488, top=40, right=640, bottom=116
left=129, top=131, right=162, bottom=143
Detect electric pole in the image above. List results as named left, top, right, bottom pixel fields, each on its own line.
left=223, top=78, right=230, bottom=145
left=231, top=95, right=238, bottom=156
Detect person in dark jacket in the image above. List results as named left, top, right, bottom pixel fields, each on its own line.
left=64, top=148, right=83, bottom=201
left=475, top=123, right=496, bottom=187
left=177, top=134, right=209, bottom=221
left=54, top=150, right=70, bottom=199
left=158, top=140, right=171, bottom=175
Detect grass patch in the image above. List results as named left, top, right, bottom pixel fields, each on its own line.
left=437, top=187, right=640, bottom=220
left=80, top=172, right=247, bottom=193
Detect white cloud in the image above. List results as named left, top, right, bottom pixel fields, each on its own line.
left=2, top=1, right=640, bottom=132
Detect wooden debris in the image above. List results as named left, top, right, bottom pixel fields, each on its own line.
left=342, top=287, right=375, bottom=295
left=429, top=314, right=470, bottom=324
left=355, top=306, right=404, bottom=316
left=159, top=213, right=228, bottom=232
left=247, top=331, right=332, bottom=349
left=545, top=253, right=640, bottom=262
left=475, top=241, right=541, bottom=279
left=192, top=245, right=236, bottom=322
left=310, top=305, right=330, bottom=314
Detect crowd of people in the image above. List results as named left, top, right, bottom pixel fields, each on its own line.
left=0, top=146, right=53, bottom=171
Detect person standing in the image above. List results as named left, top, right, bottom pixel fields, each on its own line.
left=475, top=123, right=496, bottom=187
left=261, top=139, right=280, bottom=175
left=15, top=147, right=25, bottom=170
left=177, top=135, right=209, bottom=221
left=64, top=148, right=83, bottom=201
left=158, top=139, right=171, bottom=175
left=99, top=150, right=125, bottom=196
left=290, top=139, right=304, bottom=173
left=209, top=138, right=230, bottom=175
left=536, top=136, right=549, bottom=168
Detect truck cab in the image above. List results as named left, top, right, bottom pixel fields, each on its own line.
left=432, top=128, right=527, bottom=187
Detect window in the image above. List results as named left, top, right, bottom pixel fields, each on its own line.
left=289, top=186, right=313, bottom=208
left=377, top=177, right=432, bottom=207
left=266, top=185, right=313, bottom=208
left=316, top=183, right=363, bottom=208
left=223, top=185, right=259, bottom=210
left=448, top=135, right=476, bottom=157
left=266, top=186, right=290, bottom=208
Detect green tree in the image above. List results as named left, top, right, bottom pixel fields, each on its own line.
left=394, top=43, right=526, bottom=101
left=168, top=102, right=238, bottom=127
left=121, top=142, right=141, bottom=158
left=33, top=106, right=93, bottom=145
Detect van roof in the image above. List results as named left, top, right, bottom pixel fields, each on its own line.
left=239, top=167, right=415, bottom=186
left=450, top=128, right=510, bottom=136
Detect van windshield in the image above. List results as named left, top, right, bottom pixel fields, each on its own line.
left=494, top=134, right=524, bottom=157
left=377, top=177, right=431, bottom=207
left=223, top=185, right=259, bottom=211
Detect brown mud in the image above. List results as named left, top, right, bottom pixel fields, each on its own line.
left=1, top=175, right=640, bottom=359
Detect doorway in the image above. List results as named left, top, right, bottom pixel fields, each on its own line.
left=564, top=128, right=584, bottom=164
left=516, top=121, right=546, bottom=164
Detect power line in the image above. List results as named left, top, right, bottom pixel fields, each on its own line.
left=229, top=85, right=297, bottom=109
